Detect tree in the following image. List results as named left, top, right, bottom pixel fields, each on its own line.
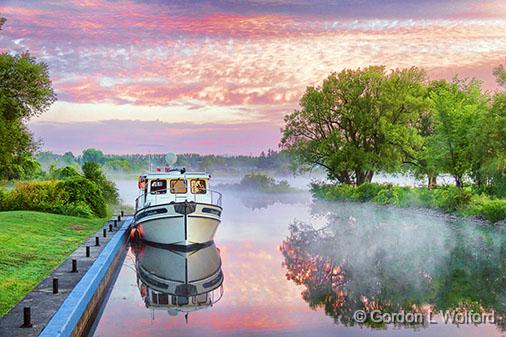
left=493, top=63, right=506, bottom=88
left=280, top=66, right=427, bottom=185
left=0, top=52, right=56, bottom=179
left=82, top=162, right=119, bottom=204
left=426, top=79, right=488, bottom=188
left=81, top=148, right=105, bottom=164
left=62, top=152, right=76, bottom=166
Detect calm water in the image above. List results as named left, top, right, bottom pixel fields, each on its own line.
left=90, top=181, right=505, bottom=337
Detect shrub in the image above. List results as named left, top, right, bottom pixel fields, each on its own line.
left=479, top=199, right=506, bottom=223
left=238, top=173, right=295, bottom=193
left=82, top=162, right=119, bottom=204
left=355, top=183, right=384, bottom=201
left=56, top=177, right=107, bottom=218
left=373, top=186, right=399, bottom=205
left=2, top=178, right=106, bottom=218
left=432, top=186, right=473, bottom=211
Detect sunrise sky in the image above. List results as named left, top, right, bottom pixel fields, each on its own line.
left=1, top=0, right=505, bottom=155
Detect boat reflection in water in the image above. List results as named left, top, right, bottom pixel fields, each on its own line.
left=132, top=241, right=224, bottom=318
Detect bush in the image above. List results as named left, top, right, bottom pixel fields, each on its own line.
left=432, top=186, right=472, bottom=211
left=355, top=183, right=384, bottom=201
left=56, top=177, right=107, bottom=218
left=2, top=178, right=106, bottom=218
left=238, top=173, right=295, bottom=193
left=479, top=199, right=506, bottom=223
left=82, top=162, right=119, bottom=204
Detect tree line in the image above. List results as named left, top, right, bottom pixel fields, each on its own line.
left=35, top=149, right=293, bottom=176
left=281, top=65, right=506, bottom=197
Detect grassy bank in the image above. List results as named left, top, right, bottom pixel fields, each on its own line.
left=0, top=211, right=105, bottom=317
left=311, top=183, right=506, bottom=223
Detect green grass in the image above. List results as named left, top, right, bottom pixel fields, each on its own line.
left=0, top=211, right=105, bottom=317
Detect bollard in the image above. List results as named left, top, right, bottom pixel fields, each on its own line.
left=103, top=228, right=107, bottom=238
left=109, top=224, right=113, bottom=232
left=113, top=219, right=118, bottom=227
left=21, top=307, right=32, bottom=328
left=71, top=259, right=78, bottom=273
left=52, top=278, right=59, bottom=294
left=86, top=246, right=90, bottom=257
left=121, top=210, right=124, bottom=217
left=117, top=215, right=121, bottom=222
left=95, top=236, right=100, bottom=246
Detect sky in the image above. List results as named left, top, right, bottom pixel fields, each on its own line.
left=0, top=0, right=505, bottom=155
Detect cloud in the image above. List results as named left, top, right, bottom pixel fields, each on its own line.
left=2, top=0, right=505, bottom=153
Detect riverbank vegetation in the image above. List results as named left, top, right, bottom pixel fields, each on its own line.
left=219, top=173, right=297, bottom=193
left=0, top=211, right=105, bottom=316
left=312, top=183, right=506, bottom=223
left=0, top=163, right=119, bottom=218
left=281, top=65, right=506, bottom=222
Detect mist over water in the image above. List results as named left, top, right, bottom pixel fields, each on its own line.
left=282, top=201, right=505, bottom=330
left=94, top=178, right=505, bottom=337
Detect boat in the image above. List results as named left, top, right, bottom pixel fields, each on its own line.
left=133, top=167, right=222, bottom=248
left=133, top=241, right=224, bottom=316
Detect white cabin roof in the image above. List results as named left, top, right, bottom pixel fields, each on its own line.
left=143, top=171, right=210, bottom=180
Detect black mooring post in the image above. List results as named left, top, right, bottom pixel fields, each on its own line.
left=117, top=215, right=121, bottom=222
left=109, top=224, right=113, bottom=232
left=86, top=246, right=90, bottom=257
left=95, top=236, right=100, bottom=246
left=52, top=278, right=59, bottom=294
left=21, top=307, right=32, bottom=328
left=121, top=210, right=124, bottom=217
left=71, top=259, right=78, bottom=273
left=103, top=228, right=107, bottom=238
left=113, top=219, right=118, bottom=227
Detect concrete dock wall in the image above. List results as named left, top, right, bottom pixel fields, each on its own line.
left=38, top=217, right=132, bottom=337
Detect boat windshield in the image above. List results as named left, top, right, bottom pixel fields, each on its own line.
left=170, top=179, right=187, bottom=194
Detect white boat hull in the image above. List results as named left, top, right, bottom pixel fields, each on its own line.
left=134, top=202, right=221, bottom=246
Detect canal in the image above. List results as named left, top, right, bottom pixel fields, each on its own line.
left=89, top=179, right=505, bottom=337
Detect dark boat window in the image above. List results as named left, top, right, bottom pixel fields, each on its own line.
left=191, top=179, right=207, bottom=194
left=150, top=179, right=167, bottom=194
left=170, top=179, right=187, bottom=194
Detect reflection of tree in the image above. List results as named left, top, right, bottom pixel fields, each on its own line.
left=281, top=202, right=505, bottom=331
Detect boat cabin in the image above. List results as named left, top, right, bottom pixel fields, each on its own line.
left=136, top=169, right=218, bottom=210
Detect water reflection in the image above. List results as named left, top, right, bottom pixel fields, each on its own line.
left=132, top=241, right=224, bottom=319
left=281, top=201, right=505, bottom=331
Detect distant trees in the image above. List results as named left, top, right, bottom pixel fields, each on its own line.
left=81, top=148, right=105, bottom=164
left=0, top=52, right=56, bottom=179
left=281, top=66, right=427, bottom=185
left=282, top=65, right=506, bottom=196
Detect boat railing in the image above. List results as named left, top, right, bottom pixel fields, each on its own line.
left=135, top=188, right=223, bottom=212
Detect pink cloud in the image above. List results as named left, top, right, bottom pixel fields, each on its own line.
left=1, top=0, right=505, bottom=154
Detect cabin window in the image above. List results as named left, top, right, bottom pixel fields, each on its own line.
left=170, top=179, right=187, bottom=194
left=191, top=179, right=207, bottom=194
left=150, top=179, right=167, bottom=194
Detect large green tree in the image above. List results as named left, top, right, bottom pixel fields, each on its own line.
left=0, top=52, right=56, bottom=179
left=475, top=65, right=506, bottom=196
left=280, top=66, right=427, bottom=185
left=426, top=79, right=488, bottom=188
